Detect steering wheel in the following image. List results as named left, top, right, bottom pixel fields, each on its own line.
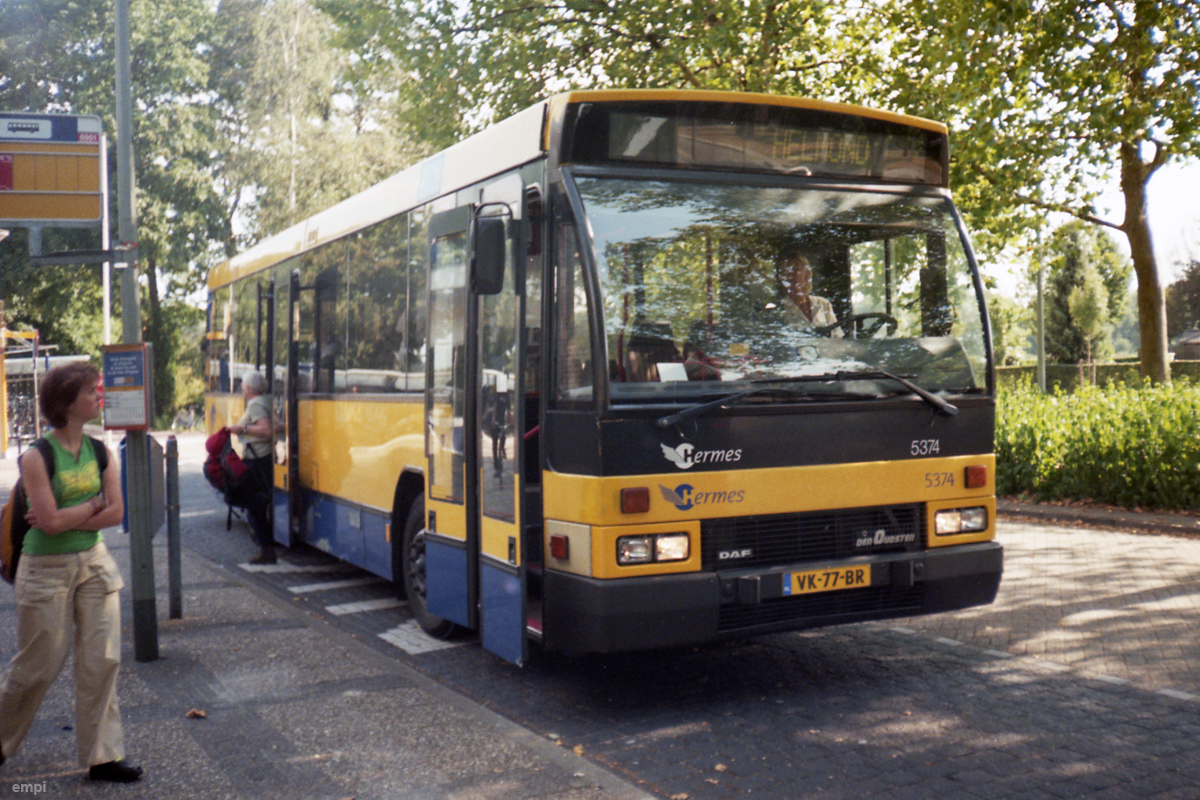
left=814, top=312, right=898, bottom=338
left=851, top=312, right=899, bottom=338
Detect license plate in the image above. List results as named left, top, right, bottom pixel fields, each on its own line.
left=783, top=565, right=871, bottom=596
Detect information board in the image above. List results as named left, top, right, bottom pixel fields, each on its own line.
left=102, top=343, right=153, bottom=431
left=0, top=112, right=104, bottom=223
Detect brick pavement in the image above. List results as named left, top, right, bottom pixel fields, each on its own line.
left=0, top=438, right=651, bottom=800
left=893, top=518, right=1200, bottom=696
left=5, top=433, right=1200, bottom=798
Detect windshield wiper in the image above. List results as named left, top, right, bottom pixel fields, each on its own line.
left=834, top=369, right=959, bottom=417
left=653, top=370, right=957, bottom=429
left=654, top=378, right=828, bottom=429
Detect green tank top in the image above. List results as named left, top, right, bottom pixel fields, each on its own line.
left=23, top=434, right=104, bottom=555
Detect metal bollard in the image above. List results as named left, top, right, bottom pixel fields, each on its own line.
left=166, top=435, right=182, bottom=619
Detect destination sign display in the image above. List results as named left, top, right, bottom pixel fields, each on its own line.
left=566, top=100, right=948, bottom=186
left=0, top=112, right=104, bottom=223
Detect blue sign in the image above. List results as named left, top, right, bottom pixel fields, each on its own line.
left=0, top=112, right=102, bottom=144
left=102, top=344, right=152, bottom=430
left=104, top=348, right=145, bottom=389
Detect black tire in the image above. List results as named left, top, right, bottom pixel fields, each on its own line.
left=401, top=500, right=461, bottom=639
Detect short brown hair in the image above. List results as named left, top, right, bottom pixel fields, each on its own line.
left=39, top=362, right=101, bottom=429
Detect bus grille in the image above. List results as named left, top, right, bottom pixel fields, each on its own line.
left=718, top=585, right=924, bottom=632
left=701, top=504, right=924, bottom=571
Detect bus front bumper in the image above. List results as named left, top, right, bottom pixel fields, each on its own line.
left=542, top=542, right=1002, bottom=656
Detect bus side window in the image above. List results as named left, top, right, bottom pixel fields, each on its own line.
left=554, top=219, right=593, bottom=402
left=230, top=280, right=253, bottom=390
left=313, top=265, right=341, bottom=393
left=408, top=208, right=430, bottom=393
left=207, top=286, right=234, bottom=393
left=297, top=239, right=346, bottom=395
left=523, top=188, right=544, bottom=485
left=921, top=233, right=954, bottom=337
left=345, top=217, right=408, bottom=392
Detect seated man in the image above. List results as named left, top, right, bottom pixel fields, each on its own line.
left=777, top=252, right=842, bottom=337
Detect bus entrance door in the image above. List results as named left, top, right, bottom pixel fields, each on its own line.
left=260, top=275, right=294, bottom=549
left=279, top=269, right=303, bottom=547
left=425, top=201, right=527, bottom=665
left=475, top=198, right=525, bottom=666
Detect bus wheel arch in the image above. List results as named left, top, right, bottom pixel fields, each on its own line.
left=392, top=473, right=461, bottom=639
left=391, top=470, right=423, bottom=583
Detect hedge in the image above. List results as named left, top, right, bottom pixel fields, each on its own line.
left=996, top=379, right=1200, bottom=510
left=997, top=361, right=1200, bottom=391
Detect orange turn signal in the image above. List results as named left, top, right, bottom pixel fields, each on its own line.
left=965, top=465, right=988, bottom=489
left=549, top=534, right=570, bottom=560
left=621, top=487, right=651, bottom=514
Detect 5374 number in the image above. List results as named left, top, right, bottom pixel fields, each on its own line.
left=925, top=471, right=955, bottom=488
left=910, top=439, right=940, bottom=456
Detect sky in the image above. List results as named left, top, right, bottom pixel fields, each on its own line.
left=987, top=160, right=1200, bottom=300
left=1136, top=161, right=1200, bottom=276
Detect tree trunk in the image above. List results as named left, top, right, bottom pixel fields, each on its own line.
left=1120, top=142, right=1168, bottom=384
left=143, top=254, right=172, bottom=419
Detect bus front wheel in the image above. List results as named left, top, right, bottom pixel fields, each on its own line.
left=401, top=500, right=461, bottom=639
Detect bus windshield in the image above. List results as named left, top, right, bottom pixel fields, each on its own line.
left=571, top=176, right=989, bottom=405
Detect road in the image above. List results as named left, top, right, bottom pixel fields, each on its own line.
left=172, top=432, right=1200, bottom=799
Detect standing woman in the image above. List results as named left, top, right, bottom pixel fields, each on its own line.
left=0, top=362, right=142, bottom=782
left=230, top=370, right=275, bottom=564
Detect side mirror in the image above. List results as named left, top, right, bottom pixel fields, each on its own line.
left=472, top=216, right=506, bottom=295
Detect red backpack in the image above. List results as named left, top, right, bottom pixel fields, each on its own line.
left=204, top=427, right=250, bottom=500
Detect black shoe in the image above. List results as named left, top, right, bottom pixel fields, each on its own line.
left=88, top=760, right=143, bottom=782
left=248, top=549, right=277, bottom=565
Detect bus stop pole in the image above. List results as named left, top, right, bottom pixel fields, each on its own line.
left=116, top=0, right=157, bottom=662
left=166, top=436, right=182, bottom=619
left=1, top=327, right=8, bottom=457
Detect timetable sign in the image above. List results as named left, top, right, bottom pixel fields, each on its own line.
left=0, top=112, right=104, bottom=223
left=102, top=343, right=154, bottom=431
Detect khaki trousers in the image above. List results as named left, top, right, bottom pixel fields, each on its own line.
left=0, top=541, right=126, bottom=767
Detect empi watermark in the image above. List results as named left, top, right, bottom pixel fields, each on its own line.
left=9, top=782, right=48, bottom=795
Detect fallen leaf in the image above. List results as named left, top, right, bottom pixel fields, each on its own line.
left=572, top=744, right=584, bottom=756
left=186, top=709, right=207, bottom=719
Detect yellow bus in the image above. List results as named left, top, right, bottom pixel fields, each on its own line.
left=205, top=89, right=1002, bottom=665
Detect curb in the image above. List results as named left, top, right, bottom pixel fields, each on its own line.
left=998, top=500, right=1200, bottom=538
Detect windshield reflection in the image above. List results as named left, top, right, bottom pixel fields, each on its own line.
left=573, top=177, right=988, bottom=403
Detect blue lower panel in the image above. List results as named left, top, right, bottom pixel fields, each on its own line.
left=426, top=536, right=471, bottom=627
left=480, top=559, right=525, bottom=665
left=272, top=488, right=289, bottom=547
left=290, top=489, right=392, bottom=580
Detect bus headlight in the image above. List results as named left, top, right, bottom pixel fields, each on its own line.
left=617, top=533, right=690, bottom=565
left=934, top=507, right=988, bottom=535
left=618, top=536, right=653, bottom=564
left=655, top=533, right=690, bottom=562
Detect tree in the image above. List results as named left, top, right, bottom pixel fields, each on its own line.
left=1043, top=221, right=1131, bottom=366
left=887, top=0, right=1200, bottom=384
left=1166, top=260, right=1200, bottom=338
left=0, top=229, right=112, bottom=358
left=318, top=0, right=893, bottom=150
left=1067, top=262, right=1109, bottom=381
left=988, top=292, right=1032, bottom=366
left=1, top=0, right=124, bottom=356
left=128, top=0, right=228, bottom=419
left=3, top=0, right=412, bottom=417
left=1, top=0, right=225, bottom=418
left=210, top=0, right=422, bottom=240
left=1165, top=223, right=1200, bottom=338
